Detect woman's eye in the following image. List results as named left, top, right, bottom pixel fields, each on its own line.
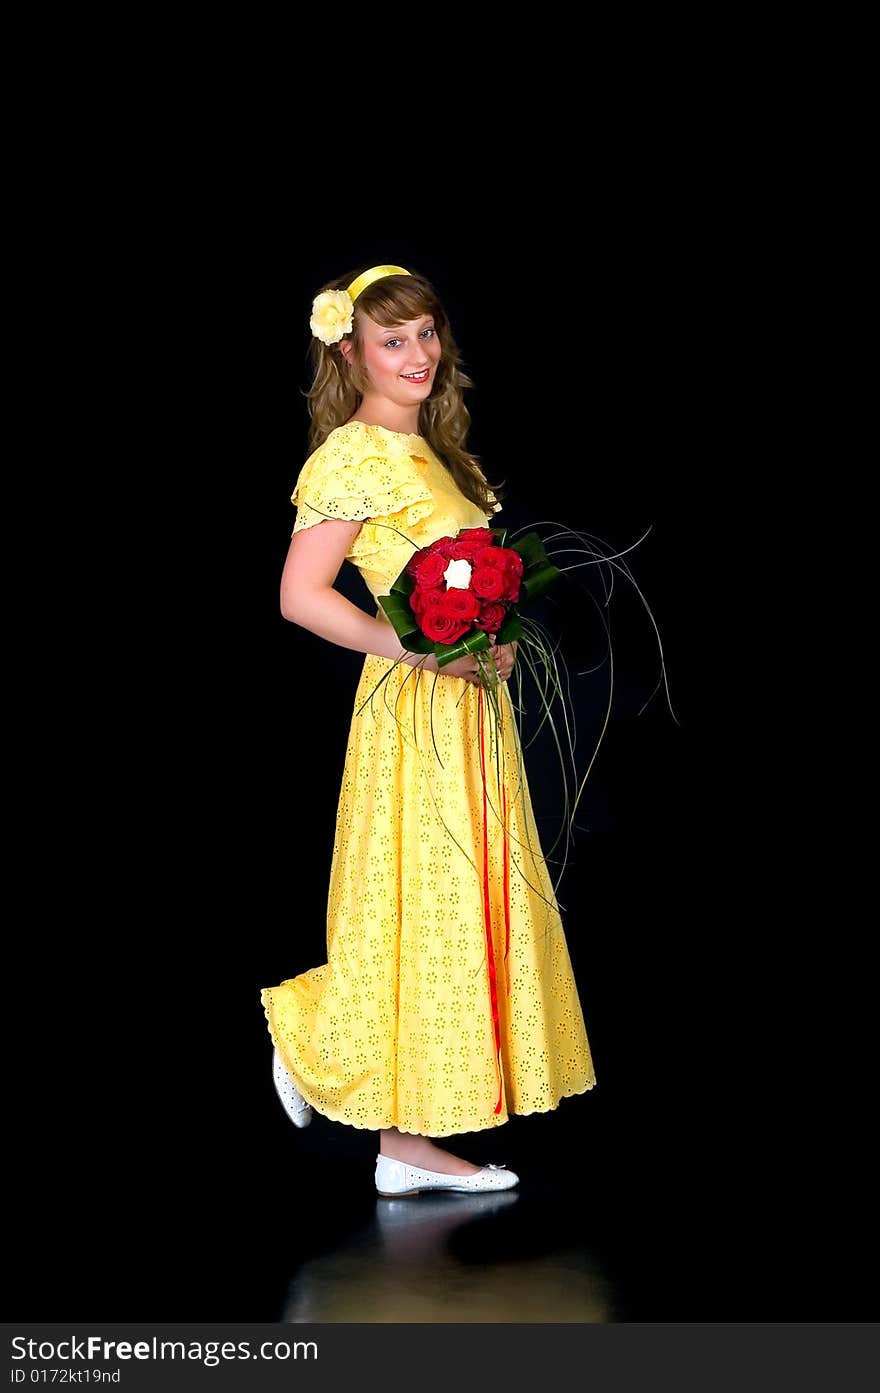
left=384, top=328, right=435, bottom=349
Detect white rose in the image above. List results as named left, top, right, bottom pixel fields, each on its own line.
left=444, top=558, right=473, bottom=590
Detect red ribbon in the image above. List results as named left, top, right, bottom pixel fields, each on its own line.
left=502, top=782, right=511, bottom=977
left=478, top=685, right=509, bottom=1115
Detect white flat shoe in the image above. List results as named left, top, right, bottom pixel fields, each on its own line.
left=272, top=1046, right=312, bottom=1128
left=375, top=1153, right=519, bottom=1197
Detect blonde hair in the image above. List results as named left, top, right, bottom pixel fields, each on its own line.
left=304, top=266, right=505, bottom=515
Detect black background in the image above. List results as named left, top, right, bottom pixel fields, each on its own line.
left=5, top=135, right=868, bottom=1325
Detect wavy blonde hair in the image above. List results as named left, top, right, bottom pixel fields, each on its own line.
left=304, top=266, right=506, bottom=515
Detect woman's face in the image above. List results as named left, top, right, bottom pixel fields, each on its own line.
left=344, top=310, right=442, bottom=410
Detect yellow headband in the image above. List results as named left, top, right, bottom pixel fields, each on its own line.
left=310, top=265, right=413, bottom=346
left=346, top=264, right=412, bottom=303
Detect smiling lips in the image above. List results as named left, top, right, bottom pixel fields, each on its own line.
left=401, top=369, right=429, bottom=382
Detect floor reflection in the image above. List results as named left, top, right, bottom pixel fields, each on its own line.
left=282, top=1190, right=613, bottom=1322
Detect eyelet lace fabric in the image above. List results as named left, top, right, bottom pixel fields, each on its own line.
left=261, top=422, right=596, bottom=1136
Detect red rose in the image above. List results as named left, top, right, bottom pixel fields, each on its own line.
left=475, top=602, right=506, bottom=633
left=470, top=565, right=506, bottom=601
left=410, top=551, right=448, bottom=589
left=414, top=587, right=445, bottom=617
left=500, top=548, right=524, bottom=578
left=499, top=564, right=521, bottom=602
left=450, top=539, right=478, bottom=560
left=452, top=527, right=495, bottom=560
left=426, top=535, right=457, bottom=560
left=458, top=527, right=494, bottom=549
left=474, top=545, right=506, bottom=568
left=493, top=548, right=522, bottom=602
left=442, top=587, right=480, bottom=622
left=421, top=601, right=472, bottom=644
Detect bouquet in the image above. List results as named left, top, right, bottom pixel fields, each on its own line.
left=377, top=525, right=562, bottom=679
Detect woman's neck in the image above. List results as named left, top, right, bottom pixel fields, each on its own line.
left=348, top=397, right=421, bottom=435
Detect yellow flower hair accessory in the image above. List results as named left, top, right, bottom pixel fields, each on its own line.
left=309, top=289, right=354, bottom=345
left=309, top=265, right=412, bottom=346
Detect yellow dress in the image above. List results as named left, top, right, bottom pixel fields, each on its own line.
left=260, top=421, right=596, bottom=1136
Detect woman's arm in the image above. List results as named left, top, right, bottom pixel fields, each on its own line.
left=280, top=519, right=440, bottom=671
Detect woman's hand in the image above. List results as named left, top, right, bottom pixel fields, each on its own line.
left=432, top=654, right=486, bottom=685
left=488, top=639, right=517, bottom=682
left=425, top=635, right=518, bottom=685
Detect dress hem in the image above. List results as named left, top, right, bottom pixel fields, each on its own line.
left=294, top=1078, right=598, bottom=1138
left=264, top=990, right=596, bottom=1137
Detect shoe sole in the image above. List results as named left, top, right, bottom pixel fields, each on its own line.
left=376, top=1183, right=518, bottom=1197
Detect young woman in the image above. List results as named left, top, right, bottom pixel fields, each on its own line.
left=260, top=264, right=596, bottom=1198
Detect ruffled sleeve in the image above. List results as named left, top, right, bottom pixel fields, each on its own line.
left=291, top=423, right=435, bottom=562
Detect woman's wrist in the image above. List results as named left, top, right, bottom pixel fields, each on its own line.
left=371, top=615, right=435, bottom=671
left=398, top=645, right=438, bottom=673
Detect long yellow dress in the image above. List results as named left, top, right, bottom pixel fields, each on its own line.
left=260, top=421, right=596, bottom=1137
